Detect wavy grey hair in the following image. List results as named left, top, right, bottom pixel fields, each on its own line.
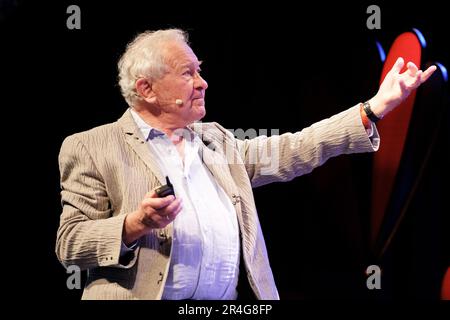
left=117, top=29, right=189, bottom=107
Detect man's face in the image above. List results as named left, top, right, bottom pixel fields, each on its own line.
left=151, top=41, right=208, bottom=126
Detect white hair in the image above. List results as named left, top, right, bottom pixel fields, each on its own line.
left=117, top=29, right=189, bottom=107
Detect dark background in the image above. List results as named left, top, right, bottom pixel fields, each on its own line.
left=1, top=0, right=448, bottom=302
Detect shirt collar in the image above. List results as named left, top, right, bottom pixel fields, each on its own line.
left=130, top=108, right=165, bottom=141
left=129, top=108, right=199, bottom=143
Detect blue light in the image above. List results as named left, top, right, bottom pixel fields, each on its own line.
left=375, top=41, right=386, bottom=62
left=435, top=62, right=448, bottom=82
left=412, top=28, right=427, bottom=48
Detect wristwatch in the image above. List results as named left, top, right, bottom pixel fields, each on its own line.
left=362, top=101, right=382, bottom=123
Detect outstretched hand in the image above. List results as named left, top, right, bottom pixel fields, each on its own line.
left=369, top=57, right=437, bottom=118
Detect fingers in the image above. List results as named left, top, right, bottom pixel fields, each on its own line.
left=403, top=62, right=437, bottom=85
left=141, top=195, right=182, bottom=227
left=398, top=77, right=408, bottom=92
left=421, top=65, right=437, bottom=83
left=400, top=60, right=435, bottom=91
left=145, top=190, right=159, bottom=199
left=392, top=57, right=405, bottom=73
left=410, top=70, right=423, bottom=89
left=152, top=198, right=182, bottom=225
left=143, top=194, right=176, bottom=210
left=406, top=61, right=418, bottom=76
left=400, top=69, right=422, bottom=92
left=166, top=201, right=183, bottom=220
left=159, top=198, right=182, bottom=219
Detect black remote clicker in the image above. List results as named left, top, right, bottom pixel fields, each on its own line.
left=154, top=176, right=175, bottom=197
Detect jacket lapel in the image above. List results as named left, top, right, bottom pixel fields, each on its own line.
left=117, top=109, right=165, bottom=186
left=199, top=141, right=237, bottom=198
left=191, top=124, right=240, bottom=207
left=192, top=124, right=259, bottom=268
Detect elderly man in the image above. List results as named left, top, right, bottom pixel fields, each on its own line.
left=56, top=29, right=436, bottom=300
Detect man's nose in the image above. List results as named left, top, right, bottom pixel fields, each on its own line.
left=194, top=73, right=208, bottom=90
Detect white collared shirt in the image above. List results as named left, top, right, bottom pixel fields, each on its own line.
left=130, top=109, right=240, bottom=300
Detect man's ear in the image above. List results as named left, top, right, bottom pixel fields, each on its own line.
left=136, top=78, right=157, bottom=104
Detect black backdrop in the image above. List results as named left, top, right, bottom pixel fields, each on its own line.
left=1, top=0, right=449, bottom=302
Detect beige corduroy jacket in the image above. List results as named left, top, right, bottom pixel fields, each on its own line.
left=56, top=105, right=379, bottom=300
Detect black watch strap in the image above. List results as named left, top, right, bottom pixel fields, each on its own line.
left=363, top=101, right=381, bottom=123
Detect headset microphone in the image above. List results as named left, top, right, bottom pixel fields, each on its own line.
left=175, top=99, right=183, bottom=105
